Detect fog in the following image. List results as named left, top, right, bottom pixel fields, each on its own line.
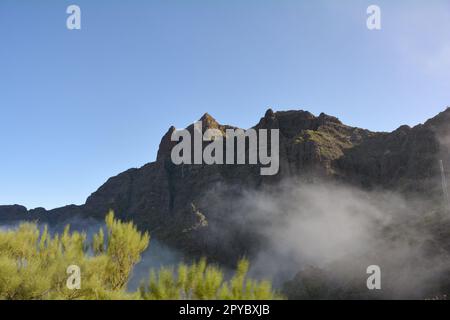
left=205, top=179, right=450, bottom=299
left=2, top=167, right=450, bottom=298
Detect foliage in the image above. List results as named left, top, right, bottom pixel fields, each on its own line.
left=140, top=258, right=283, bottom=300
left=0, top=213, right=280, bottom=300
left=294, top=128, right=353, bottom=160
left=0, top=211, right=148, bottom=299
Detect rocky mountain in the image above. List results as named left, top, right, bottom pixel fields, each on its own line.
left=1, top=108, right=450, bottom=264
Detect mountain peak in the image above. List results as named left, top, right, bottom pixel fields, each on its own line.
left=265, top=108, right=275, bottom=119
left=199, top=112, right=215, bottom=121
left=198, top=112, right=221, bottom=130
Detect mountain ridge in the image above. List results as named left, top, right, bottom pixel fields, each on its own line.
left=1, top=107, right=450, bottom=261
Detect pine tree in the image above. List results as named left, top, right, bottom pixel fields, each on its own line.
left=140, top=258, right=283, bottom=300
left=0, top=212, right=148, bottom=299
left=0, top=212, right=281, bottom=300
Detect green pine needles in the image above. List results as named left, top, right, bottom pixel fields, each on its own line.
left=0, top=211, right=281, bottom=300
left=139, top=258, right=282, bottom=300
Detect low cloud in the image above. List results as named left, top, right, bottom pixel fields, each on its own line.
left=201, top=179, right=450, bottom=299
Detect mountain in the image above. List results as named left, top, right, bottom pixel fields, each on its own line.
left=1, top=108, right=450, bottom=264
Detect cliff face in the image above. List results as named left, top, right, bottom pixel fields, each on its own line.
left=1, top=108, right=449, bottom=261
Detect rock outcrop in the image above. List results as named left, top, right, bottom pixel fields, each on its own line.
left=1, top=108, right=449, bottom=262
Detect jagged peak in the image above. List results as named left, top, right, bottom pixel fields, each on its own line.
left=156, top=126, right=177, bottom=161
left=199, top=112, right=218, bottom=124
left=199, top=112, right=215, bottom=121
left=197, top=112, right=222, bottom=130
left=318, top=112, right=343, bottom=125
left=264, top=108, right=275, bottom=119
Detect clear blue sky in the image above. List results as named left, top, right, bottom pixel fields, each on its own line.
left=1, top=0, right=450, bottom=209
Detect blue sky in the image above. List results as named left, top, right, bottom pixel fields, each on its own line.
left=1, top=0, right=450, bottom=209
